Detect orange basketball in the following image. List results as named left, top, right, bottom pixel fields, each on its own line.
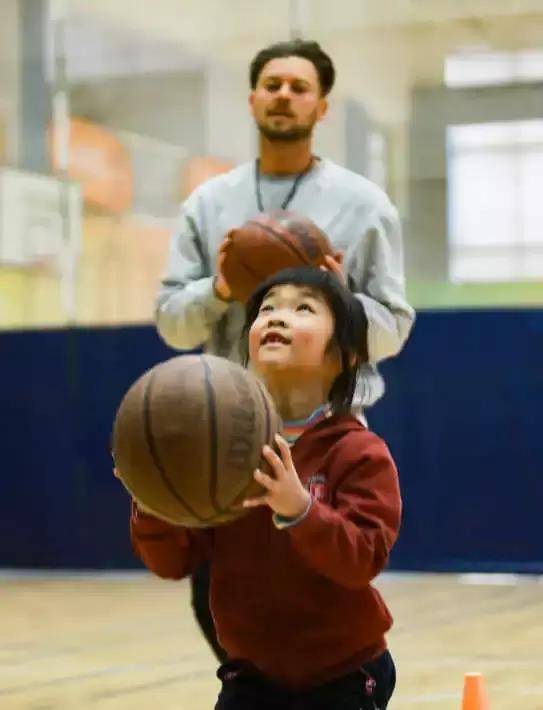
left=112, top=354, right=281, bottom=527
left=222, top=211, right=334, bottom=303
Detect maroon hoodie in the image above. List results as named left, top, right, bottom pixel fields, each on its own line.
left=130, top=414, right=402, bottom=689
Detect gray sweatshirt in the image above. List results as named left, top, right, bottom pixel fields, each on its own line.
left=156, top=158, right=415, bottom=407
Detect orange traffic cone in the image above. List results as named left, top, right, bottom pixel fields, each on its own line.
left=462, top=672, right=489, bottom=710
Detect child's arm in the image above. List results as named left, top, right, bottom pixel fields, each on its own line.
left=244, top=433, right=401, bottom=590
left=287, top=437, right=401, bottom=589
left=130, top=502, right=212, bottom=579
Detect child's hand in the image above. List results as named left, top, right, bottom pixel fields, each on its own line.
left=243, top=434, right=311, bottom=519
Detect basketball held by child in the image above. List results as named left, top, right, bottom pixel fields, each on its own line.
left=112, top=354, right=281, bottom=527
left=222, top=211, right=335, bottom=303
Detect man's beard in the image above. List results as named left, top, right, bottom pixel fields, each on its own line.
left=256, top=117, right=315, bottom=143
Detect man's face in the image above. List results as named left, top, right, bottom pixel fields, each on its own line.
left=249, top=56, right=328, bottom=142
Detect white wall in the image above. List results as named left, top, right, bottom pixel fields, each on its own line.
left=205, top=60, right=254, bottom=163
left=0, top=0, right=20, bottom=166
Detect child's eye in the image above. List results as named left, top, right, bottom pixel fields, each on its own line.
left=259, top=304, right=273, bottom=313
left=297, top=303, right=314, bottom=313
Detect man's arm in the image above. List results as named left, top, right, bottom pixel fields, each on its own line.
left=155, top=191, right=230, bottom=350
left=347, top=202, right=415, bottom=363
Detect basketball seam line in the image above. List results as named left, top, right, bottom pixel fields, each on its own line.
left=228, top=243, right=263, bottom=280
left=143, top=368, right=209, bottom=524
left=202, top=357, right=222, bottom=516
left=226, top=380, right=275, bottom=509
left=246, top=221, right=312, bottom=265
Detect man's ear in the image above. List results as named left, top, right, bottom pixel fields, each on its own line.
left=317, top=97, right=328, bottom=122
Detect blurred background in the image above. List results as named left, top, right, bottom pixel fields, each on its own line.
left=1, top=0, right=541, bottom=571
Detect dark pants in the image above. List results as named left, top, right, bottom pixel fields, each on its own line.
left=215, top=651, right=396, bottom=710
left=190, top=563, right=228, bottom=662
left=192, top=563, right=396, bottom=708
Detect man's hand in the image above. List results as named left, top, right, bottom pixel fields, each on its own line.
left=243, top=434, right=311, bottom=519
left=320, top=251, right=346, bottom=285
left=213, top=234, right=234, bottom=302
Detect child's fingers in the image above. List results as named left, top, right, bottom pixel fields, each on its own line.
left=242, top=496, right=269, bottom=508
left=254, top=468, right=276, bottom=490
left=274, top=434, right=293, bottom=465
left=262, top=445, right=286, bottom=477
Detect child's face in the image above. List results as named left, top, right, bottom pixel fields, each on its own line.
left=248, top=283, right=341, bottom=384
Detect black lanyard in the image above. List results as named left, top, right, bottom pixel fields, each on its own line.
left=254, top=157, right=315, bottom=213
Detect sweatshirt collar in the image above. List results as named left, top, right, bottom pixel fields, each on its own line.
left=282, top=403, right=332, bottom=446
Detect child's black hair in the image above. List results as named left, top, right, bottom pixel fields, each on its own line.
left=240, top=267, right=368, bottom=415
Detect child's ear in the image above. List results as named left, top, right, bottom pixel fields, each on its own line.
left=348, top=350, right=360, bottom=369
left=334, top=251, right=343, bottom=266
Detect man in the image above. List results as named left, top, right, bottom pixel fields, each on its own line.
left=155, top=39, right=415, bottom=664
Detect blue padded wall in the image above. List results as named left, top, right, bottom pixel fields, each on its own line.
left=1, top=310, right=542, bottom=572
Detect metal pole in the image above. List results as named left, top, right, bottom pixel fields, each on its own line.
left=289, top=0, right=310, bottom=39
left=49, top=0, right=77, bottom=323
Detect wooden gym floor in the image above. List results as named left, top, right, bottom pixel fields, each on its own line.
left=1, top=571, right=542, bottom=709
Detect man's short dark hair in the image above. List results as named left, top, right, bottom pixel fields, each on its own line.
left=250, top=39, right=336, bottom=97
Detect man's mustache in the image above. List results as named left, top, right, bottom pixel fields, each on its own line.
left=267, top=106, right=295, bottom=117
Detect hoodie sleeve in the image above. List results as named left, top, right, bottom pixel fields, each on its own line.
left=155, top=189, right=230, bottom=350
left=286, top=433, right=401, bottom=590
left=345, top=200, right=415, bottom=363
left=130, top=502, right=212, bottom=580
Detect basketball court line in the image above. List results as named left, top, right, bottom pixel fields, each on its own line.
left=2, top=571, right=541, bottom=708
left=392, top=683, right=543, bottom=706
left=458, top=573, right=543, bottom=586
left=0, top=658, right=203, bottom=697
left=0, top=569, right=148, bottom=580
left=2, top=568, right=541, bottom=583
left=89, top=668, right=212, bottom=701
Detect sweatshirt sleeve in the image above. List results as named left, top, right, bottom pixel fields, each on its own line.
left=346, top=200, right=415, bottom=363
left=155, top=190, right=230, bottom=350
left=286, top=435, right=401, bottom=590
left=130, top=502, right=212, bottom=580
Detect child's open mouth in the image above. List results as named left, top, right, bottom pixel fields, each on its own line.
left=261, top=331, right=291, bottom=346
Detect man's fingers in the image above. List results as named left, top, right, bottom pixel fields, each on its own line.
left=324, top=254, right=340, bottom=271
left=219, top=233, right=234, bottom=252
left=323, top=254, right=346, bottom=284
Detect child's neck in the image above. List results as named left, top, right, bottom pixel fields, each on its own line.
left=266, top=381, right=328, bottom=421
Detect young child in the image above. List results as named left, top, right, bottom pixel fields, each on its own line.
left=128, top=267, right=401, bottom=709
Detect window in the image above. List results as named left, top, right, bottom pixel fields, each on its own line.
left=447, top=120, right=543, bottom=282
left=445, top=50, right=543, bottom=88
